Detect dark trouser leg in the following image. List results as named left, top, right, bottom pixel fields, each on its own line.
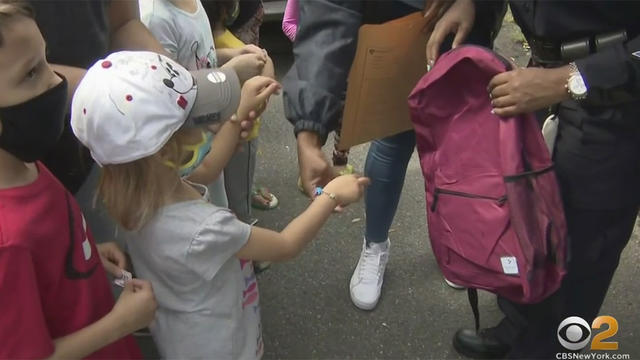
left=494, top=101, right=640, bottom=358
left=496, top=205, right=637, bottom=358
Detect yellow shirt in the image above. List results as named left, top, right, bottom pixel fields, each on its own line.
left=214, top=29, right=245, bottom=49
left=215, top=29, right=261, bottom=140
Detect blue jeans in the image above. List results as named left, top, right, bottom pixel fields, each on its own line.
left=364, top=130, right=416, bottom=243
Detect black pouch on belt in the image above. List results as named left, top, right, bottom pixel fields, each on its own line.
left=560, top=30, right=628, bottom=62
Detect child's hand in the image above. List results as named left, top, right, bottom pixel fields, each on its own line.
left=97, top=242, right=127, bottom=278
left=111, top=279, right=157, bottom=334
left=323, top=175, right=370, bottom=207
left=237, top=76, right=281, bottom=119
left=238, top=44, right=268, bottom=61
left=224, top=53, right=266, bottom=83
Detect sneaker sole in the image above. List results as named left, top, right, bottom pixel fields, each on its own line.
left=445, top=278, right=466, bottom=290
left=349, top=290, right=379, bottom=311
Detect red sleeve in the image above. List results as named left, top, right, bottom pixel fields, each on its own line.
left=0, top=246, right=54, bottom=359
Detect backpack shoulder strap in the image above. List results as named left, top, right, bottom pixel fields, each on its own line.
left=467, top=288, right=480, bottom=332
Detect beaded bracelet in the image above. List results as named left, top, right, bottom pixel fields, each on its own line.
left=314, top=186, right=337, bottom=202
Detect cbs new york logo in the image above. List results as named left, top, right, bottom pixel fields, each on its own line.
left=557, top=316, right=620, bottom=351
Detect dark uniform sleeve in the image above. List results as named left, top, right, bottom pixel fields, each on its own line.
left=473, top=0, right=507, bottom=44
left=575, top=35, right=640, bottom=105
left=281, top=0, right=364, bottom=144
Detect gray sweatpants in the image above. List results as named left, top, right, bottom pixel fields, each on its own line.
left=224, top=138, right=257, bottom=224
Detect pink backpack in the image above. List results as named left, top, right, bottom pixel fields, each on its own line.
left=408, top=46, right=568, bottom=326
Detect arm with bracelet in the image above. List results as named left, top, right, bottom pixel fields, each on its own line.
left=235, top=175, right=370, bottom=262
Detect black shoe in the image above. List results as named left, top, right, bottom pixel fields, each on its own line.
left=453, top=328, right=510, bottom=359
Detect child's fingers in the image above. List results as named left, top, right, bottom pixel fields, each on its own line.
left=123, top=279, right=136, bottom=293
left=128, top=278, right=153, bottom=292
left=248, top=76, right=278, bottom=89
left=257, top=83, right=281, bottom=98
left=102, top=260, right=123, bottom=278
left=357, top=177, right=371, bottom=187
left=254, top=84, right=281, bottom=103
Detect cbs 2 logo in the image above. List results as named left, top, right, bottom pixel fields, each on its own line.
left=557, top=316, right=619, bottom=351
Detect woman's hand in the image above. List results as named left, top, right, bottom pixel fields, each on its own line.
left=488, top=66, right=571, bottom=117
left=425, top=0, right=475, bottom=69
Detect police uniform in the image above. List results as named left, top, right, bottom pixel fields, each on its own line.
left=483, top=1, right=640, bottom=357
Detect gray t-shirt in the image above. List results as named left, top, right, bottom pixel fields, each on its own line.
left=126, top=183, right=263, bottom=359
left=141, top=0, right=218, bottom=70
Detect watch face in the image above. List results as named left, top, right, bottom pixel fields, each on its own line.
left=569, top=76, right=587, bottom=95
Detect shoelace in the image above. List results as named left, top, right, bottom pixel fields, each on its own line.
left=359, top=247, right=382, bottom=284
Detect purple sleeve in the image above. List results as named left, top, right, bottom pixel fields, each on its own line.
left=282, top=0, right=298, bottom=42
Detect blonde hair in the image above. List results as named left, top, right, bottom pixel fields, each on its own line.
left=0, top=0, right=33, bottom=47
left=98, top=131, right=193, bottom=231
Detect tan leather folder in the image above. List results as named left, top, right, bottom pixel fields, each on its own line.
left=338, top=12, right=429, bottom=150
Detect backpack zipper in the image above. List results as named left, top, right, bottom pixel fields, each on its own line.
left=431, top=188, right=507, bottom=212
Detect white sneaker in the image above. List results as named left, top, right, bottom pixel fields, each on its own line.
left=350, top=239, right=390, bottom=310
left=444, top=277, right=465, bottom=290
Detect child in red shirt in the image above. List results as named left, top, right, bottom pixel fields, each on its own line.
left=0, top=1, right=157, bottom=358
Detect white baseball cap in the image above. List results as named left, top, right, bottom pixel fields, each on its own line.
left=70, top=51, right=241, bottom=165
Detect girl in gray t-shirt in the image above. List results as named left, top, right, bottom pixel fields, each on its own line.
left=71, top=51, right=370, bottom=359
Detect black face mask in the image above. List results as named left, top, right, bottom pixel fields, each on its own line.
left=0, top=75, right=68, bottom=162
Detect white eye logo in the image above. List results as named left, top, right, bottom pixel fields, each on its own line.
left=557, top=316, right=591, bottom=351
left=207, top=71, right=226, bottom=84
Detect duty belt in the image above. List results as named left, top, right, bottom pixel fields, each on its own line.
left=528, top=30, right=629, bottom=66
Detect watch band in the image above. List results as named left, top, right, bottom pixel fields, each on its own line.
left=568, top=61, right=580, bottom=75
left=567, top=62, right=588, bottom=101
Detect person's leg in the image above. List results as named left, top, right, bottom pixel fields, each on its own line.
left=348, top=1, right=440, bottom=311
left=499, top=205, right=637, bottom=359
left=350, top=130, right=416, bottom=310
left=363, top=130, right=416, bottom=243
left=455, top=101, right=640, bottom=358
left=224, top=140, right=254, bottom=224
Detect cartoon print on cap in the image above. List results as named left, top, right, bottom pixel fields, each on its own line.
left=94, top=52, right=197, bottom=117
left=156, top=54, right=196, bottom=95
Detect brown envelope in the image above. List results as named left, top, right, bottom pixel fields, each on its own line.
left=338, top=12, right=429, bottom=150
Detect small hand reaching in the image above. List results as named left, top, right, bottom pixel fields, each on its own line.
left=110, top=279, right=157, bottom=334
left=237, top=76, right=281, bottom=120
left=224, top=53, right=267, bottom=83
left=323, top=174, right=371, bottom=208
